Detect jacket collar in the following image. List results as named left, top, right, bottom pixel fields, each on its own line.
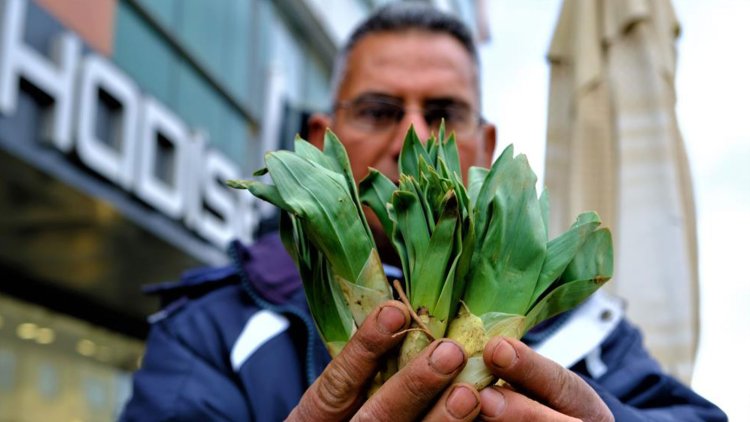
left=241, top=232, right=303, bottom=305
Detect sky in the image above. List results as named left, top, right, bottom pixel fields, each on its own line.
left=478, top=1, right=750, bottom=420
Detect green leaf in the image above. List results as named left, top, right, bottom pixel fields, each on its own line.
left=463, top=152, right=547, bottom=316
left=447, top=166, right=470, bottom=218
left=452, top=219, right=474, bottom=309
left=523, top=278, right=602, bottom=333
left=411, top=191, right=459, bottom=313
left=414, top=157, right=437, bottom=231
left=561, top=227, right=614, bottom=284
left=432, top=255, right=459, bottom=337
left=399, top=126, right=429, bottom=177
left=438, top=125, right=461, bottom=178
left=540, top=187, right=550, bottom=240
left=390, top=189, right=431, bottom=296
left=278, top=211, right=302, bottom=266
left=265, top=151, right=373, bottom=283
left=467, top=167, right=488, bottom=206
left=281, top=214, right=354, bottom=346
left=524, top=228, right=613, bottom=331
left=529, top=212, right=601, bottom=311
left=359, top=169, right=397, bottom=238
left=387, top=202, right=412, bottom=291
left=226, top=179, right=253, bottom=190
left=322, top=130, right=373, bottom=239
left=421, top=163, right=447, bottom=228
left=235, top=180, right=294, bottom=214
left=473, top=144, right=514, bottom=248
left=294, top=136, right=334, bottom=169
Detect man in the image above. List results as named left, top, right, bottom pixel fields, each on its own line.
left=122, top=3, right=726, bottom=421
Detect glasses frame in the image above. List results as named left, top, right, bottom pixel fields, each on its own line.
left=332, top=97, right=485, bottom=138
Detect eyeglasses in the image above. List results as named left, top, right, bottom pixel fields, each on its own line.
left=334, top=97, right=482, bottom=138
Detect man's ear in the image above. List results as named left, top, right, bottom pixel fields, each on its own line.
left=307, top=112, right=332, bottom=150
left=480, top=122, right=497, bottom=167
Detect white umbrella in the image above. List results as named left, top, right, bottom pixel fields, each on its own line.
left=544, top=0, right=698, bottom=383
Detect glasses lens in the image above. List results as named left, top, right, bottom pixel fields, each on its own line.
left=338, top=99, right=479, bottom=137
left=346, top=100, right=403, bottom=132
left=424, top=104, right=474, bottom=136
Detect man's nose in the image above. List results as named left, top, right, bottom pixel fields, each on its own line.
left=388, top=109, right=430, bottom=156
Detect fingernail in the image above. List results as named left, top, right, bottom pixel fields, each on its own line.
left=479, top=387, right=506, bottom=417
left=429, top=341, right=464, bottom=374
left=490, top=338, right=517, bottom=369
left=377, top=305, right=406, bottom=334
left=446, top=385, right=479, bottom=419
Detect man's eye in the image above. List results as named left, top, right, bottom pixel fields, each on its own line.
left=355, top=105, right=400, bottom=122
left=425, top=107, right=460, bottom=125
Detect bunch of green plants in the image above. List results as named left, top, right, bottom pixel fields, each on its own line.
left=228, top=124, right=613, bottom=389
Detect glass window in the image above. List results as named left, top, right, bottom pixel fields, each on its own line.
left=303, top=51, right=330, bottom=111
left=222, top=0, right=252, bottom=105
left=224, top=108, right=252, bottom=166
left=137, top=0, right=180, bottom=31
left=177, top=0, right=225, bottom=71
left=248, top=0, right=274, bottom=117
left=112, top=0, right=334, bottom=168
left=113, top=1, right=178, bottom=106
left=173, top=60, right=221, bottom=146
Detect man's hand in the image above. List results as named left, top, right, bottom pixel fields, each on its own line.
left=287, top=301, right=481, bottom=421
left=478, top=336, right=614, bottom=421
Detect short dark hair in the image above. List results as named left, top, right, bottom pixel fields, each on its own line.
left=330, top=2, right=480, bottom=104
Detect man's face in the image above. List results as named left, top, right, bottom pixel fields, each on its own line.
left=309, top=30, right=496, bottom=183
left=308, top=30, right=496, bottom=263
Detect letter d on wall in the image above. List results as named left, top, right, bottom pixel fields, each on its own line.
left=76, top=55, right=139, bottom=189
left=135, top=96, right=189, bottom=219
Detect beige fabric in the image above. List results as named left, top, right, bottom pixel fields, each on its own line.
left=545, top=0, right=698, bottom=383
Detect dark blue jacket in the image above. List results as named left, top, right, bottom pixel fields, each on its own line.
left=121, top=234, right=726, bottom=421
